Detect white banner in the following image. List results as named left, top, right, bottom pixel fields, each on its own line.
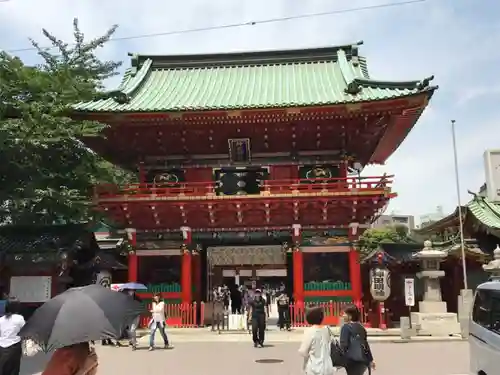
left=404, top=278, right=415, bottom=307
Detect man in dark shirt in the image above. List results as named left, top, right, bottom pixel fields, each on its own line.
left=248, top=289, right=266, bottom=347
left=276, top=290, right=291, bottom=331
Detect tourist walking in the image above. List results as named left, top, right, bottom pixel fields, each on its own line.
left=340, top=305, right=375, bottom=375
left=0, top=301, right=25, bottom=375
left=230, top=286, right=242, bottom=314
left=298, top=306, right=334, bottom=375
left=148, top=293, right=173, bottom=351
left=212, top=287, right=225, bottom=331
left=124, top=289, right=142, bottom=350
left=276, top=290, right=291, bottom=330
left=248, top=289, right=266, bottom=347
left=263, top=289, right=271, bottom=317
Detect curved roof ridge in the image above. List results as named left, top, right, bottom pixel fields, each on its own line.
left=121, top=59, right=152, bottom=96
left=477, top=195, right=500, bottom=219
left=336, top=49, right=354, bottom=91
left=467, top=195, right=500, bottom=229
left=351, top=75, right=437, bottom=92
left=104, top=59, right=153, bottom=104
left=115, top=68, right=134, bottom=92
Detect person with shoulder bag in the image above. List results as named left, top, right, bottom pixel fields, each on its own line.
left=298, top=307, right=334, bottom=375
left=339, top=305, right=375, bottom=375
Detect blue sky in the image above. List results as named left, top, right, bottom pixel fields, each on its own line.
left=1, top=0, right=499, bottom=222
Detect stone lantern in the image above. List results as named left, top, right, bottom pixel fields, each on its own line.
left=483, top=245, right=500, bottom=280
left=410, top=240, right=461, bottom=336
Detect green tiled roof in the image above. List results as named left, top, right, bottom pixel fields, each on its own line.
left=73, top=42, right=436, bottom=112
left=416, top=195, right=500, bottom=235
left=467, top=195, right=500, bottom=229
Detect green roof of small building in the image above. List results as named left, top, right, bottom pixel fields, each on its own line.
left=73, top=42, right=436, bottom=113
left=416, top=194, right=500, bottom=235
left=467, top=195, right=500, bottom=229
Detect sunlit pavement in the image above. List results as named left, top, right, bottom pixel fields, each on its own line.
left=22, top=341, right=469, bottom=375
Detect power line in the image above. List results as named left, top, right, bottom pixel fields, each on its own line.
left=4, top=0, right=428, bottom=54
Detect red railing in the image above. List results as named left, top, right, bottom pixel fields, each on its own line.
left=290, top=301, right=368, bottom=327
left=95, top=176, right=393, bottom=200
left=139, top=302, right=199, bottom=328
left=135, top=301, right=368, bottom=329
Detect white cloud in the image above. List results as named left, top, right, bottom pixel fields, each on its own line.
left=1, top=0, right=499, bottom=222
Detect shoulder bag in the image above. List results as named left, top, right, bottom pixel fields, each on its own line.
left=327, top=326, right=347, bottom=368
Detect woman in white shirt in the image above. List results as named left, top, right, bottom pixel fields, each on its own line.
left=148, top=293, right=172, bottom=351
left=0, top=301, right=26, bottom=375
left=298, top=306, right=334, bottom=375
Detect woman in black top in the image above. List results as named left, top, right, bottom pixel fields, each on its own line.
left=339, top=305, right=375, bottom=375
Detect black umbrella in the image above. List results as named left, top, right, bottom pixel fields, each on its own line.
left=20, top=284, right=145, bottom=351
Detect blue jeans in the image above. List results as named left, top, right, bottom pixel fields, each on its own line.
left=128, top=316, right=139, bottom=347
left=149, top=321, right=169, bottom=347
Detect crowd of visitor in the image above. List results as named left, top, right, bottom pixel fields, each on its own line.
left=0, top=283, right=375, bottom=375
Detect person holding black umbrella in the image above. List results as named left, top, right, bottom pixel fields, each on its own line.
left=20, top=284, right=144, bottom=352
left=41, top=342, right=97, bottom=375
left=0, top=301, right=25, bottom=375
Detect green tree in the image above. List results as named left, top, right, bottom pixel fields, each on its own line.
left=356, top=225, right=412, bottom=254
left=0, top=19, right=135, bottom=225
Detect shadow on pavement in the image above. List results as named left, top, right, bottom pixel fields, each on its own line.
left=20, top=352, right=51, bottom=375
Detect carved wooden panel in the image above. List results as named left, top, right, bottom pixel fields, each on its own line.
left=207, top=245, right=285, bottom=266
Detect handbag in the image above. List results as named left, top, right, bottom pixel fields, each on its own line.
left=22, top=339, right=41, bottom=357
left=344, top=323, right=371, bottom=364
left=327, top=327, right=348, bottom=368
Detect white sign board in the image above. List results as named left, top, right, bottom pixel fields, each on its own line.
left=256, top=269, right=287, bottom=277
left=10, top=276, right=52, bottom=303
left=404, top=278, right=415, bottom=307
left=484, top=149, right=500, bottom=202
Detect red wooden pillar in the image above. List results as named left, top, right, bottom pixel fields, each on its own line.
left=348, top=222, right=362, bottom=303
left=181, top=226, right=192, bottom=304
left=292, top=224, right=304, bottom=305
left=192, top=251, right=201, bottom=301
left=126, top=228, right=138, bottom=282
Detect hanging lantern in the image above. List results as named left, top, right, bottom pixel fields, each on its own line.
left=369, top=266, right=391, bottom=301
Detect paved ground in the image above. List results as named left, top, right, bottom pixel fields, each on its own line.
left=21, top=341, right=469, bottom=375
